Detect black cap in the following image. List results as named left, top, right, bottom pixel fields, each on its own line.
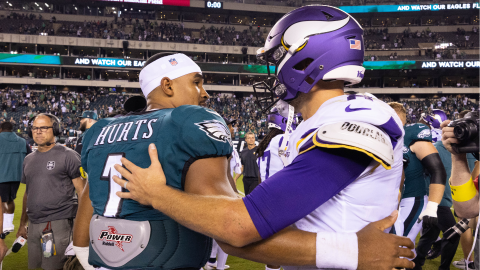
left=124, top=96, right=147, bottom=113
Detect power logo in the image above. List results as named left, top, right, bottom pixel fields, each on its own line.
left=98, top=226, right=133, bottom=252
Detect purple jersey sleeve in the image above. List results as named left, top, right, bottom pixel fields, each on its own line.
left=243, top=147, right=372, bottom=239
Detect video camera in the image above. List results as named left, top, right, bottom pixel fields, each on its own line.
left=448, top=111, right=479, bottom=158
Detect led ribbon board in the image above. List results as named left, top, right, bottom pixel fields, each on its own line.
left=339, top=3, right=479, bottom=13
left=0, top=54, right=477, bottom=71
left=0, top=54, right=61, bottom=65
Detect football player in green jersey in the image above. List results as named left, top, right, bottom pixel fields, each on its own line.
left=389, top=102, right=446, bottom=266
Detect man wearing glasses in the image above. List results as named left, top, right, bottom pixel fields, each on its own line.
left=16, top=113, right=85, bottom=270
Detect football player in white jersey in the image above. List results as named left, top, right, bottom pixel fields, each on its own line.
left=257, top=105, right=298, bottom=184
left=113, top=5, right=416, bottom=270
left=256, top=106, right=298, bottom=270
left=420, top=109, right=447, bottom=143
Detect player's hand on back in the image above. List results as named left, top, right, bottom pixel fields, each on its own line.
left=357, top=210, right=415, bottom=270
left=113, top=143, right=167, bottom=206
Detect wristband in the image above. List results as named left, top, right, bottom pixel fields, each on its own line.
left=451, top=177, right=477, bottom=202
left=316, top=232, right=358, bottom=269
left=72, top=245, right=95, bottom=270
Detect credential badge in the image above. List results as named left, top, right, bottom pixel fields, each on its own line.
left=46, top=161, right=55, bottom=170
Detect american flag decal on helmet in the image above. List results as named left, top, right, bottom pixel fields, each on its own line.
left=169, top=58, right=178, bottom=66
left=349, top=39, right=361, bottom=50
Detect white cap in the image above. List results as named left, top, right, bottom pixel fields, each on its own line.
left=139, top=53, right=202, bottom=98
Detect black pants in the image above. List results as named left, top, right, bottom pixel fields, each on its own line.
left=243, top=177, right=259, bottom=195
left=413, top=206, right=459, bottom=270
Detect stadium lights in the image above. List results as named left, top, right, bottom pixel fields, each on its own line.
left=45, top=3, right=49, bottom=7
left=35, top=2, right=39, bottom=6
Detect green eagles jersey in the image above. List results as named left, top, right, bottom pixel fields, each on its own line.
left=81, top=105, right=232, bottom=269
left=81, top=105, right=233, bottom=220
left=402, top=123, right=432, bottom=199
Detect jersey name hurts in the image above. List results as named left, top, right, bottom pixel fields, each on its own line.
left=93, top=117, right=162, bottom=146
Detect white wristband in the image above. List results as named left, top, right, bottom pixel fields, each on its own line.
left=419, top=201, right=439, bottom=220
left=72, top=245, right=95, bottom=270
left=316, top=232, right=358, bottom=269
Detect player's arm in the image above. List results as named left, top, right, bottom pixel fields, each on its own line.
left=72, top=181, right=95, bottom=270
left=114, top=144, right=415, bottom=269
left=0, top=195, right=7, bottom=263
left=113, top=120, right=393, bottom=244
left=73, top=182, right=93, bottom=247
left=114, top=144, right=371, bottom=246
left=410, top=140, right=446, bottom=227
left=442, top=120, right=479, bottom=218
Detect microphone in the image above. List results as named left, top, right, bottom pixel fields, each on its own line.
left=11, top=236, right=27, bottom=253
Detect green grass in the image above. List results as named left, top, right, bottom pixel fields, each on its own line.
left=2, top=179, right=466, bottom=269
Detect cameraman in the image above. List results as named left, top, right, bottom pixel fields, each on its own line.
left=441, top=111, right=479, bottom=267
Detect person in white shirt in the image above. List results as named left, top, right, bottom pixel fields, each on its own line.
left=255, top=105, right=299, bottom=270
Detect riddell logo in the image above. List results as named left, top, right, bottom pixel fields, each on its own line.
left=98, top=226, right=133, bottom=252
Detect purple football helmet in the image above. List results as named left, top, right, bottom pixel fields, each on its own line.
left=421, top=113, right=441, bottom=129
left=254, top=5, right=365, bottom=112
left=267, top=108, right=299, bottom=132
left=432, top=109, right=448, bottom=128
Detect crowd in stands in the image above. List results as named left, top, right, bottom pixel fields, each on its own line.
left=0, top=87, right=125, bottom=140
left=0, top=87, right=478, bottom=143
left=2, top=11, right=478, bottom=52
left=4, top=12, right=269, bottom=47
left=205, top=93, right=269, bottom=139
left=378, top=94, right=479, bottom=124
left=364, top=26, right=479, bottom=52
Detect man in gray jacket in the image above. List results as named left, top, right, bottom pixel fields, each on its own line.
left=0, top=121, right=29, bottom=235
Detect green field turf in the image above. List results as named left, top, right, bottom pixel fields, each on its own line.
left=1, top=178, right=467, bottom=269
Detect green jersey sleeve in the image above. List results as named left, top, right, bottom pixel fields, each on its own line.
left=170, top=105, right=233, bottom=161
left=405, top=123, right=432, bottom=147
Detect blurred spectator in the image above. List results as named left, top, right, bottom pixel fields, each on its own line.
left=0, top=121, right=29, bottom=235
left=237, top=131, right=259, bottom=195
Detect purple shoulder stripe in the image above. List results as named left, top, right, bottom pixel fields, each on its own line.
left=377, top=117, right=403, bottom=150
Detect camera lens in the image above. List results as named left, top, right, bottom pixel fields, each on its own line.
left=454, top=120, right=478, bottom=142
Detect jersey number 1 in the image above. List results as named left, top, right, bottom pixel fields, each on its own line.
left=100, top=153, right=126, bottom=217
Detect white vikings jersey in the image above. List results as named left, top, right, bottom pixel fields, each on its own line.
left=229, top=148, right=242, bottom=177
left=257, top=134, right=286, bottom=182
left=284, top=94, right=404, bottom=270
left=431, top=128, right=442, bottom=143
